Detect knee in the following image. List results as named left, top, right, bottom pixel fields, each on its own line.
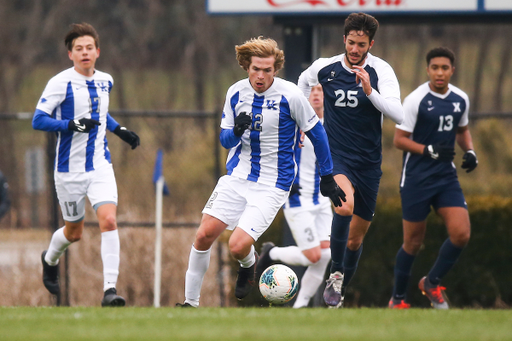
left=66, top=232, right=82, bottom=243
left=304, top=250, right=321, bottom=264
left=451, top=229, right=470, bottom=248
left=101, top=214, right=117, bottom=232
left=403, top=239, right=423, bottom=255
left=333, top=202, right=353, bottom=216
left=346, top=238, right=362, bottom=251
left=194, top=229, right=216, bottom=250
left=228, top=238, right=250, bottom=260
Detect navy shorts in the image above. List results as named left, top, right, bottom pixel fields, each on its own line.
left=332, top=158, right=382, bottom=221
left=400, top=181, right=467, bottom=222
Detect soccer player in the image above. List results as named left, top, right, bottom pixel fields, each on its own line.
left=298, top=12, right=404, bottom=308
left=32, top=23, right=140, bottom=307
left=389, top=47, right=476, bottom=309
left=176, top=37, right=345, bottom=308
left=256, top=85, right=333, bottom=308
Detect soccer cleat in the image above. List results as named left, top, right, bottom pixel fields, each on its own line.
left=323, top=271, right=344, bottom=308
left=255, top=242, right=275, bottom=283
left=101, top=288, right=126, bottom=307
left=418, top=276, right=449, bottom=309
left=235, top=252, right=259, bottom=300
left=388, top=297, right=411, bottom=309
left=175, top=302, right=195, bottom=308
left=41, top=251, right=60, bottom=295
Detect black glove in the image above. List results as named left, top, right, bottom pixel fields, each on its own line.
left=68, top=118, right=100, bottom=133
left=233, top=112, right=252, bottom=137
left=114, top=126, right=140, bottom=150
left=423, top=144, right=455, bottom=162
left=320, top=174, right=346, bottom=207
left=289, top=183, right=301, bottom=197
left=461, top=150, right=478, bottom=173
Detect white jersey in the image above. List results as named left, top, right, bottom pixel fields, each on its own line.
left=221, top=77, right=319, bottom=191
left=284, top=132, right=331, bottom=209
left=36, top=67, right=113, bottom=173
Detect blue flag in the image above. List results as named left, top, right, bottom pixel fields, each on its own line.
left=153, top=149, right=170, bottom=195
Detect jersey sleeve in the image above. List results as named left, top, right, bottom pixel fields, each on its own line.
left=458, top=92, right=470, bottom=127
left=220, top=84, right=238, bottom=130
left=289, top=90, right=319, bottom=132
left=298, top=59, right=323, bottom=98
left=35, top=76, right=67, bottom=115
left=396, top=92, right=419, bottom=133
left=375, top=61, right=401, bottom=101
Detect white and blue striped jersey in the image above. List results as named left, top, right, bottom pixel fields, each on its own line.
left=284, top=129, right=331, bottom=209
left=299, top=53, right=401, bottom=169
left=397, top=82, right=469, bottom=189
left=221, top=77, right=319, bottom=191
left=35, top=67, right=113, bottom=173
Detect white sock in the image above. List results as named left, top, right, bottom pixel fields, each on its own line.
left=238, top=245, right=255, bottom=268
left=293, top=248, right=331, bottom=308
left=269, top=246, right=313, bottom=267
left=45, top=226, right=72, bottom=266
left=184, top=245, right=211, bottom=307
left=101, top=230, right=120, bottom=291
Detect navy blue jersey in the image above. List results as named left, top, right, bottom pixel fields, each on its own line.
left=397, top=82, right=470, bottom=189
left=299, top=53, right=401, bottom=170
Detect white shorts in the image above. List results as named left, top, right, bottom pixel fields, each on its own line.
left=283, top=201, right=333, bottom=251
left=202, top=175, right=289, bottom=241
left=54, top=164, right=118, bottom=222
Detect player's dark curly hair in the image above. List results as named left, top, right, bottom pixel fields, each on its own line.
left=426, top=47, right=455, bottom=66
left=64, top=23, right=99, bottom=51
left=235, top=36, right=285, bottom=72
left=344, top=12, right=379, bottom=42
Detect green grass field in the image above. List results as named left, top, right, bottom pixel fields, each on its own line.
left=1, top=307, right=511, bottom=341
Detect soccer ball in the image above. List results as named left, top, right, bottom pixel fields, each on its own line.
left=259, top=264, right=299, bottom=304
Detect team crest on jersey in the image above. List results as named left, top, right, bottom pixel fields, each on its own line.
left=327, top=70, right=336, bottom=81
left=266, top=100, right=278, bottom=110
left=452, top=102, right=461, bottom=112
left=98, top=82, right=109, bottom=93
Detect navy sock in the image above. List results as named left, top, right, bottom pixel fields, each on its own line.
left=329, top=214, right=352, bottom=273
left=342, top=244, right=363, bottom=289
left=392, top=247, right=416, bottom=300
left=428, top=238, right=463, bottom=285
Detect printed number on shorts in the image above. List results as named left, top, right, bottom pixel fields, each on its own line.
left=205, top=192, right=218, bottom=209
left=305, top=227, right=314, bottom=242
left=64, top=201, right=78, bottom=216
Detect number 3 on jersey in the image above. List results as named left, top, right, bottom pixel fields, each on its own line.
left=334, top=89, right=358, bottom=108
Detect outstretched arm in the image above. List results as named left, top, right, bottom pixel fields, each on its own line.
left=305, top=122, right=346, bottom=207
left=304, top=122, right=332, bottom=176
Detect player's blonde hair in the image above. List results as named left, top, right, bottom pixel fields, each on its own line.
left=235, top=36, right=285, bottom=72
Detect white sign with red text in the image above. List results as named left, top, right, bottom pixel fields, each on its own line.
left=207, top=0, right=511, bottom=14
left=207, top=0, right=475, bottom=14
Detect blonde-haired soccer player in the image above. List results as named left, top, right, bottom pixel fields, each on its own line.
left=177, top=37, right=345, bottom=307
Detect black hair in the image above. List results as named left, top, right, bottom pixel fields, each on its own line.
left=344, top=12, right=379, bottom=42
left=426, top=47, right=455, bottom=66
